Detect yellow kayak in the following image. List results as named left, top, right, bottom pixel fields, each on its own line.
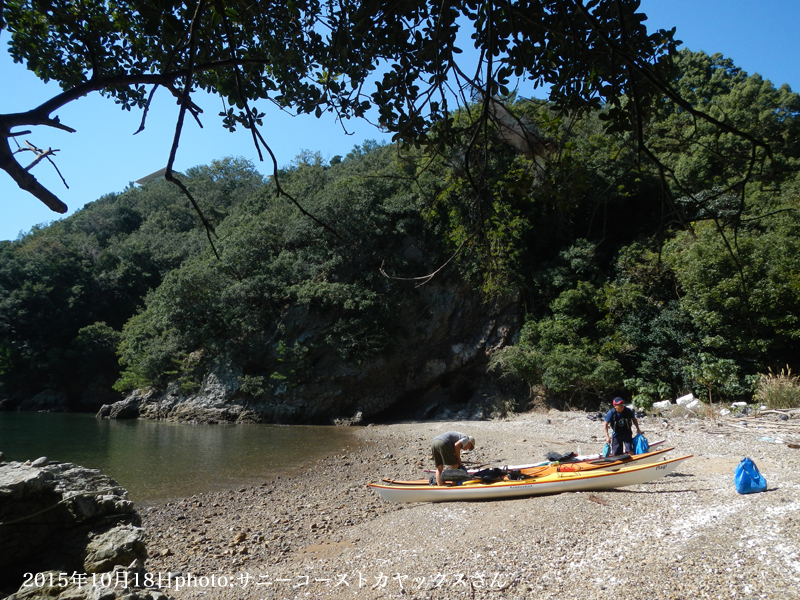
left=384, top=446, right=675, bottom=486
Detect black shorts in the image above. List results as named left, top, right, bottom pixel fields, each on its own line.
left=611, top=433, right=633, bottom=456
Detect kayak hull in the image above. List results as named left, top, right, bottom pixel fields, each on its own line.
left=368, top=455, right=691, bottom=503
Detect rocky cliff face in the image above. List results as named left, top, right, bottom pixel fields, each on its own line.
left=0, top=458, right=172, bottom=600
left=98, top=283, right=523, bottom=424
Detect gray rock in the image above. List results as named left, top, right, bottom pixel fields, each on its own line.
left=0, top=461, right=144, bottom=593
left=84, top=527, right=147, bottom=573
left=5, top=570, right=169, bottom=600
left=332, top=411, right=363, bottom=426
left=17, top=389, right=69, bottom=412
left=97, top=398, right=141, bottom=419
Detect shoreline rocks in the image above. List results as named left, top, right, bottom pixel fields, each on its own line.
left=0, top=459, right=173, bottom=600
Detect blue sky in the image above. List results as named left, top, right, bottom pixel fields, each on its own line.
left=2, top=0, right=799, bottom=241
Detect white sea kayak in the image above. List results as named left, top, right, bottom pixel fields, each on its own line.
left=368, top=454, right=691, bottom=503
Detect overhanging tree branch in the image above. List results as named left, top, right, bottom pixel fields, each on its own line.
left=0, top=0, right=780, bottom=248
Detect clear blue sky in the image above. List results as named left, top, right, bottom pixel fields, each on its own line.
left=2, top=0, right=799, bottom=241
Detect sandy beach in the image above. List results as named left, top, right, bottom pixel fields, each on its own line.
left=140, top=409, right=800, bottom=600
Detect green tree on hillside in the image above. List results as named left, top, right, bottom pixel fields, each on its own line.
left=489, top=52, right=800, bottom=406
left=0, top=158, right=263, bottom=405
left=113, top=143, right=434, bottom=395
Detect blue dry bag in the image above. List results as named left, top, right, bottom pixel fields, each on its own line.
left=632, top=434, right=649, bottom=455
left=734, top=457, right=767, bottom=494
left=602, top=442, right=611, bottom=458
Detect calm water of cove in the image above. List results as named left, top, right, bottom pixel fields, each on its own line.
left=0, top=412, right=355, bottom=504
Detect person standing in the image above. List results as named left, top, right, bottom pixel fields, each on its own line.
left=431, top=431, right=475, bottom=486
left=604, top=398, right=642, bottom=456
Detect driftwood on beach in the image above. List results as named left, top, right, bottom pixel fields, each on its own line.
left=699, top=409, right=800, bottom=442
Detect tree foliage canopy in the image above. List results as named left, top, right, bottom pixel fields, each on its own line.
left=479, top=50, right=800, bottom=406
left=2, top=0, right=689, bottom=215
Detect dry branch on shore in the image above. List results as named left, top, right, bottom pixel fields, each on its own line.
left=699, top=409, right=800, bottom=442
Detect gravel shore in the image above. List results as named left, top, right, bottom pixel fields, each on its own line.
left=141, top=409, right=800, bottom=600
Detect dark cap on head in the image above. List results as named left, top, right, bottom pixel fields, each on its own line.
left=612, top=397, right=625, bottom=405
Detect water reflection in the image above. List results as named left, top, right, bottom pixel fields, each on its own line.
left=0, top=412, right=354, bottom=503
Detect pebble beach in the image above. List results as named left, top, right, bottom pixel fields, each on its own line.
left=141, top=409, right=800, bottom=600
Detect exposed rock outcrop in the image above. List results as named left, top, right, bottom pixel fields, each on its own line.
left=1, top=379, right=121, bottom=414
left=98, top=283, right=523, bottom=424
left=0, top=459, right=172, bottom=600
left=16, top=390, right=69, bottom=413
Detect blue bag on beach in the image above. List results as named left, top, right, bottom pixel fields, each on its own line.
left=632, top=434, right=649, bottom=455
left=602, top=441, right=611, bottom=458
left=734, top=457, right=767, bottom=494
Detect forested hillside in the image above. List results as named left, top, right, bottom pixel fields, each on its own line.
left=0, top=158, right=266, bottom=410
left=488, top=51, right=800, bottom=407
left=1, top=50, right=798, bottom=420
left=388, top=49, right=800, bottom=410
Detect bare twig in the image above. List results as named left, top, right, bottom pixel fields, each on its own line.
left=22, top=141, right=58, bottom=171
left=250, top=124, right=341, bottom=239
left=134, top=85, right=161, bottom=135
left=379, top=228, right=479, bottom=287
left=161, top=0, right=221, bottom=259
left=0, top=134, right=68, bottom=213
